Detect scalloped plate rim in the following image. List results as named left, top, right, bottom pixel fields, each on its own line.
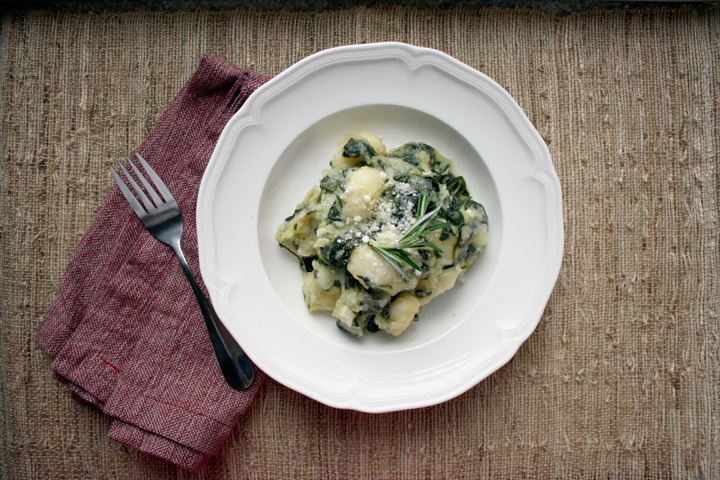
left=197, top=42, right=563, bottom=412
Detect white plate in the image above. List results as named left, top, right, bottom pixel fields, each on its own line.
left=197, top=42, right=563, bottom=413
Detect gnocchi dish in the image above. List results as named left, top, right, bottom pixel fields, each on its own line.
left=275, top=132, right=488, bottom=337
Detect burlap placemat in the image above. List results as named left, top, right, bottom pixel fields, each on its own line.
left=2, top=5, right=718, bottom=479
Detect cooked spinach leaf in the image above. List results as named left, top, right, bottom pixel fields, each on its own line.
left=320, top=237, right=353, bottom=267
left=444, top=174, right=468, bottom=197
left=444, top=197, right=466, bottom=227
left=366, top=316, right=380, bottom=333
left=343, top=137, right=377, bottom=160
left=327, top=198, right=343, bottom=223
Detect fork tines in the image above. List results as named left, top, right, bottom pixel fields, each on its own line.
left=110, top=153, right=176, bottom=217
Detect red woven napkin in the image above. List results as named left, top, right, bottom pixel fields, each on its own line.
left=37, top=55, right=269, bottom=471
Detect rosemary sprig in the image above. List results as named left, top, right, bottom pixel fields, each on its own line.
left=370, top=191, right=447, bottom=278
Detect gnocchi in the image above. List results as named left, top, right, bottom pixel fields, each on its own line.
left=275, top=132, right=488, bottom=337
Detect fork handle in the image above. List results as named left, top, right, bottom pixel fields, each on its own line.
left=172, top=245, right=255, bottom=391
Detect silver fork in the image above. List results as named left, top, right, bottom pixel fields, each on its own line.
left=110, top=153, right=254, bottom=391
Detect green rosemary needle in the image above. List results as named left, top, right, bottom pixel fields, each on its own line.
left=370, top=191, right=447, bottom=278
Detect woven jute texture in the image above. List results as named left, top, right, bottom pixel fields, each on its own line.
left=2, top=5, right=719, bottom=479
